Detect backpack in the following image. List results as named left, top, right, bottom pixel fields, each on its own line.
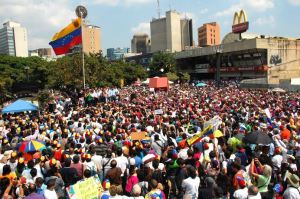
left=87, top=163, right=97, bottom=176
left=140, top=181, right=148, bottom=196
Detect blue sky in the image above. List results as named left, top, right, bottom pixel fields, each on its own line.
left=0, top=0, right=299, bottom=53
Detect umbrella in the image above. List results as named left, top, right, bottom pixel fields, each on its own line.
left=196, top=82, right=207, bottom=87
left=243, top=131, right=273, bottom=145
left=19, top=140, right=46, bottom=153
left=213, top=130, right=223, bottom=138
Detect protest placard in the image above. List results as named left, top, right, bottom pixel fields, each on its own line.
left=66, top=176, right=102, bottom=199
left=130, top=131, right=147, bottom=140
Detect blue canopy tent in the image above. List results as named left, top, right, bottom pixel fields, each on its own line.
left=2, top=99, right=38, bottom=114
left=196, top=82, right=207, bottom=87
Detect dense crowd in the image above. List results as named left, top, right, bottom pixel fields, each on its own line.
left=0, top=82, right=300, bottom=199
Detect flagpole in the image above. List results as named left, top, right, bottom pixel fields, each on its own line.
left=81, top=12, right=86, bottom=89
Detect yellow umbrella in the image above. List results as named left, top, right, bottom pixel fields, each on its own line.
left=213, top=130, right=224, bottom=138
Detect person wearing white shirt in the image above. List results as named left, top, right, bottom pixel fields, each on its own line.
left=44, top=179, right=58, bottom=199
left=182, top=166, right=200, bottom=199
left=283, top=173, right=300, bottom=199
left=233, top=178, right=248, bottom=199
left=272, top=147, right=283, bottom=171
left=114, top=148, right=129, bottom=176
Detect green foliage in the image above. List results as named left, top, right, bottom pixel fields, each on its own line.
left=0, top=54, right=49, bottom=93
left=150, top=51, right=176, bottom=74
left=167, top=72, right=178, bottom=82
left=45, top=53, right=147, bottom=88
left=182, top=72, right=190, bottom=82
left=36, top=89, right=51, bottom=109
left=0, top=53, right=147, bottom=97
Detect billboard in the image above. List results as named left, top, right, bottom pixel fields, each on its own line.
left=232, top=10, right=249, bottom=33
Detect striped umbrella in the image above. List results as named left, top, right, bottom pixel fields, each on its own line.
left=19, top=140, right=46, bottom=153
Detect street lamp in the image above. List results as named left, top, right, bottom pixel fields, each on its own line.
left=160, top=68, right=164, bottom=73
left=24, top=66, right=30, bottom=82
left=213, top=45, right=223, bottom=88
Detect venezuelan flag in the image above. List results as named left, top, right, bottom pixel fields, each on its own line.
left=49, top=18, right=82, bottom=55
left=187, top=125, right=213, bottom=146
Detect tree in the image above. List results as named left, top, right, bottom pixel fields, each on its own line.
left=149, top=51, right=176, bottom=74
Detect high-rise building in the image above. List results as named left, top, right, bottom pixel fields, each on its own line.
left=198, top=22, right=220, bottom=47
left=181, top=18, right=193, bottom=50
left=69, top=24, right=102, bottom=55
left=150, top=10, right=193, bottom=53
left=0, top=21, right=28, bottom=57
left=131, top=34, right=151, bottom=54
left=82, top=25, right=101, bottom=54
left=107, top=48, right=130, bottom=60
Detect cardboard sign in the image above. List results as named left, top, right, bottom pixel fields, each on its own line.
left=130, top=131, right=147, bottom=140
left=66, top=176, right=102, bottom=199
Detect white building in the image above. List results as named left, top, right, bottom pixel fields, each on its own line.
left=0, top=21, right=28, bottom=57
left=150, top=10, right=193, bottom=53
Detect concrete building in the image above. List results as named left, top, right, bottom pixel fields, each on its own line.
left=176, top=32, right=300, bottom=88
left=181, top=18, right=193, bottom=50
left=37, top=48, right=52, bottom=58
left=150, top=10, right=193, bottom=53
left=29, top=48, right=52, bottom=59
left=82, top=25, right=101, bottom=54
left=107, top=48, right=130, bottom=60
left=131, top=34, right=151, bottom=54
left=198, top=22, right=220, bottom=47
left=0, top=21, right=28, bottom=57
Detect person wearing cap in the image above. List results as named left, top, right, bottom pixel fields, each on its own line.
left=84, top=153, right=98, bottom=176
left=272, top=147, right=283, bottom=173
left=233, top=177, right=248, bottom=199
left=7, top=151, right=17, bottom=172
left=287, top=155, right=297, bottom=172
left=282, top=173, right=300, bottom=199
left=100, top=179, right=111, bottom=199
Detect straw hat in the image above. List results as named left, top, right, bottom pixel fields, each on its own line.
left=286, top=172, right=299, bottom=188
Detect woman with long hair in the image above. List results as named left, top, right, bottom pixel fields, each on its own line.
left=250, top=158, right=272, bottom=199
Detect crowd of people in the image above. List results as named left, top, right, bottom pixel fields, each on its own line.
left=0, top=81, right=299, bottom=199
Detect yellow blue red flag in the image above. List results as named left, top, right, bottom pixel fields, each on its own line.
left=187, top=125, right=213, bottom=146
left=49, top=18, right=82, bottom=55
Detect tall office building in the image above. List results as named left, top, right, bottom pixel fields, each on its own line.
left=0, top=21, right=28, bottom=57
left=150, top=10, right=193, bottom=53
left=82, top=25, right=101, bottom=54
left=131, top=34, right=151, bottom=54
left=198, top=22, right=220, bottom=47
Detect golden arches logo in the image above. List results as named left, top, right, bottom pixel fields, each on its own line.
left=233, top=9, right=248, bottom=25
left=232, top=9, right=249, bottom=33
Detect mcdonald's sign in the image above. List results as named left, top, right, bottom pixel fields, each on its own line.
left=232, top=9, right=249, bottom=33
